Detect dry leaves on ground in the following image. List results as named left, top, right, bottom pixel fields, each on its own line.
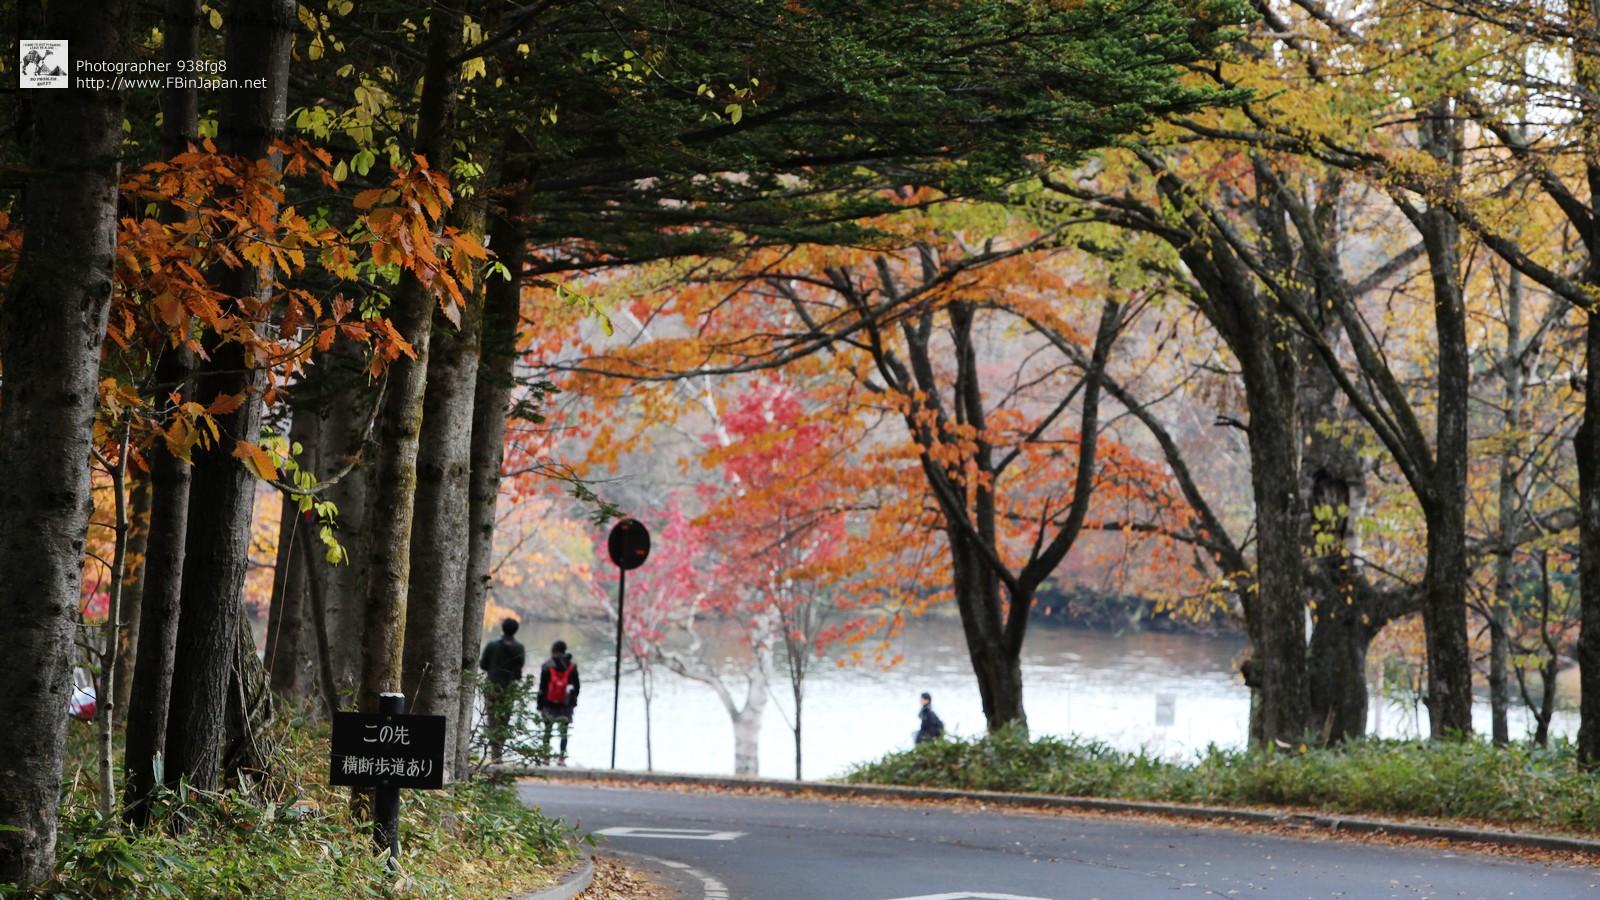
left=578, top=854, right=679, bottom=900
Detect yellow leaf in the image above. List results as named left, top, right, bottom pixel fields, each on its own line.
left=164, top=419, right=198, bottom=463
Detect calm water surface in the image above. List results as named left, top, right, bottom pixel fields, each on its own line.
left=510, top=618, right=1574, bottom=780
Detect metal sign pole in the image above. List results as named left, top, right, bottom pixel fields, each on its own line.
left=374, top=692, right=404, bottom=865
left=610, top=566, right=626, bottom=770
left=604, top=517, right=650, bottom=772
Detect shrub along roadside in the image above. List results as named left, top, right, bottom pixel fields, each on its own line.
left=0, top=710, right=581, bottom=899
left=844, top=724, right=1600, bottom=833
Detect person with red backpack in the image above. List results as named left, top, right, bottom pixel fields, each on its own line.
left=536, top=640, right=580, bottom=765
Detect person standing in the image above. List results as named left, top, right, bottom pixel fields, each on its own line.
left=537, top=640, right=580, bottom=765
left=915, top=691, right=944, bottom=744
left=479, top=617, right=526, bottom=762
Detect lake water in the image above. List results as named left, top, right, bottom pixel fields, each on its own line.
left=510, top=618, right=1576, bottom=780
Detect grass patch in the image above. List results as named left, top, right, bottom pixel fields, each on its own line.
left=843, top=724, right=1600, bottom=832
left=3, top=708, right=581, bottom=899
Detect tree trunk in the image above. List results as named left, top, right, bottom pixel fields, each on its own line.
left=297, top=522, right=342, bottom=718
left=796, top=695, right=806, bottom=778
left=265, top=410, right=318, bottom=702
left=96, top=430, right=132, bottom=819
left=163, top=305, right=267, bottom=793
left=1518, top=551, right=1560, bottom=747
left=1241, top=373, right=1310, bottom=747
left=113, top=476, right=152, bottom=729
left=732, top=659, right=770, bottom=776
left=642, top=665, right=655, bottom=772
left=1306, top=597, right=1371, bottom=743
left=222, top=614, right=274, bottom=780
left=164, top=0, right=294, bottom=793
left=1299, top=323, right=1398, bottom=745
left=123, top=348, right=194, bottom=826
left=1576, top=0, right=1600, bottom=767
left=1490, top=268, right=1527, bottom=747
left=0, top=0, right=129, bottom=881
left=1175, top=225, right=1309, bottom=748
left=456, top=176, right=529, bottom=772
left=1577, top=316, right=1600, bottom=762
left=949, top=532, right=1025, bottom=731
left=321, top=349, right=375, bottom=700
left=357, top=0, right=463, bottom=714
left=123, top=0, right=200, bottom=827
left=793, top=684, right=803, bottom=780
left=1416, top=105, right=1473, bottom=739
left=402, top=286, right=485, bottom=783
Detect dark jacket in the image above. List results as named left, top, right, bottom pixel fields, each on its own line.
left=537, top=654, right=580, bottom=714
left=479, top=636, right=526, bottom=688
left=916, top=705, right=944, bottom=743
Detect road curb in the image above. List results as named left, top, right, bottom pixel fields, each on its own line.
left=511, top=765, right=1600, bottom=857
left=509, top=855, right=593, bottom=900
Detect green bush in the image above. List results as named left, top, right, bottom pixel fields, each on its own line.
left=844, top=727, right=1600, bottom=832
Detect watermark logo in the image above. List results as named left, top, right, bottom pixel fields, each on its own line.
left=19, top=40, right=68, bottom=88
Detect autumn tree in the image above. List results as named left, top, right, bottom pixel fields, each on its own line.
left=544, top=206, right=1185, bottom=734
left=1356, top=0, right=1600, bottom=760
left=804, top=255, right=1133, bottom=733
left=700, top=382, right=863, bottom=778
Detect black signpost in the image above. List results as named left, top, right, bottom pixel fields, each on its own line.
left=330, top=692, right=446, bottom=862
left=606, top=518, right=651, bottom=769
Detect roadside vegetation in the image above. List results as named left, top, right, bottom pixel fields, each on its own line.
left=0, top=712, right=580, bottom=900
left=846, top=726, right=1600, bottom=833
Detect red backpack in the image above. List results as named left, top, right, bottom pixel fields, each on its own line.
left=546, top=663, right=573, bottom=704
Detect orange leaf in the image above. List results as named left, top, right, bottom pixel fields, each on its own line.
left=205, top=391, right=246, bottom=416
left=232, top=440, right=279, bottom=481
left=354, top=188, right=393, bottom=210
left=450, top=230, right=490, bottom=260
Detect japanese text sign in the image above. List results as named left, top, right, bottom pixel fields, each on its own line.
left=329, top=712, right=447, bottom=789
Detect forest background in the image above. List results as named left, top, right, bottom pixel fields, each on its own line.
left=7, top=0, right=1600, bottom=889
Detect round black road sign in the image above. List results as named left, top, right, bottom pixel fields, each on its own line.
left=607, top=518, right=651, bottom=570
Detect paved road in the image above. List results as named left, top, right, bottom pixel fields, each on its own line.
left=520, top=781, right=1600, bottom=899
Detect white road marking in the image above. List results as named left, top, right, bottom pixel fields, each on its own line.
left=620, top=850, right=730, bottom=900
left=882, top=894, right=1055, bottom=900
left=595, top=826, right=747, bottom=841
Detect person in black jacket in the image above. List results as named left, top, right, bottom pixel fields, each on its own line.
left=537, top=640, right=580, bottom=765
left=916, top=692, right=944, bottom=744
left=478, top=618, right=525, bottom=762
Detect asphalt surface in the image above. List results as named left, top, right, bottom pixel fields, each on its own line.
left=519, top=781, right=1600, bottom=899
